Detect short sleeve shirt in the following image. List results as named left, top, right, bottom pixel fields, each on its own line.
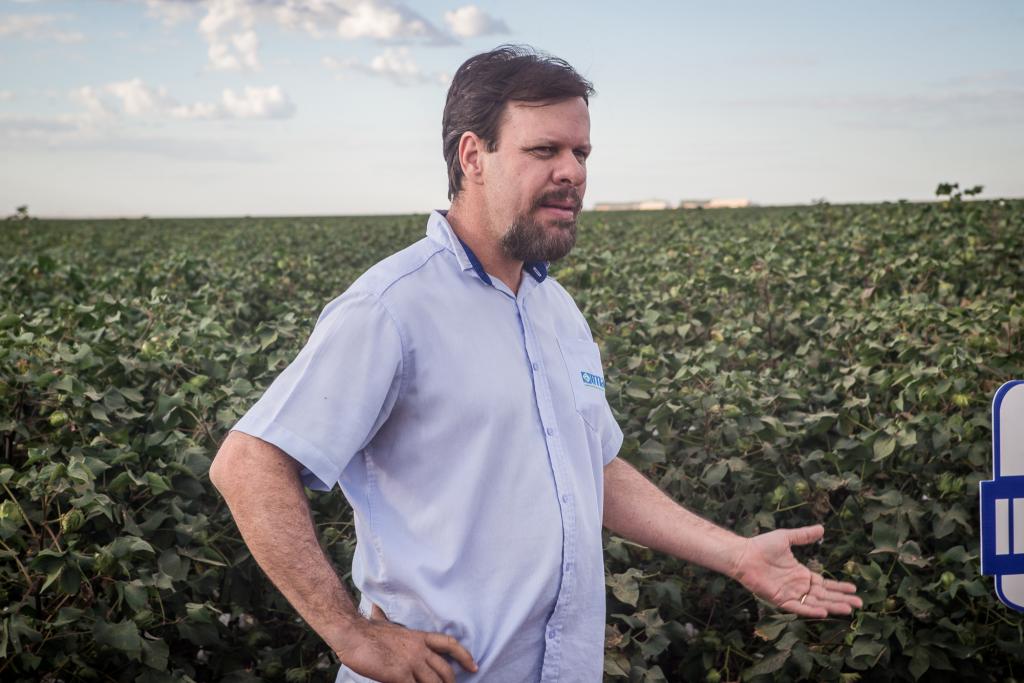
left=232, top=210, right=623, bottom=682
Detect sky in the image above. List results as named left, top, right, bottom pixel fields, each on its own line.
left=0, top=0, right=1022, bottom=218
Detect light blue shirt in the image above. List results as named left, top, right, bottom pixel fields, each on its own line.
left=233, top=210, right=623, bottom=682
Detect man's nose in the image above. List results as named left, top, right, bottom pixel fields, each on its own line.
left=553, top=151, right=586, bottom=186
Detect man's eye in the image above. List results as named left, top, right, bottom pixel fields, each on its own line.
left=574, top=151, right=588, bottom=163
left=532, top=147, right=555, bottom=156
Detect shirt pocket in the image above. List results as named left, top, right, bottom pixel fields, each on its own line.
left=557, top=337, right=608, bottom=432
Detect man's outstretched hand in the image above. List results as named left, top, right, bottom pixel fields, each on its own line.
left=730, top=524, right=863, bottom=618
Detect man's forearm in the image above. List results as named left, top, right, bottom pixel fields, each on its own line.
left=602, top=458, right=746, bottom=578
left=210, top=431, right=360, bottom=653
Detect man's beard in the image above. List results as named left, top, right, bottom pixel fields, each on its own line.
left=500, top=188, right=581, bottom=264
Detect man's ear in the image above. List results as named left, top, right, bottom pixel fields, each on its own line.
left=458, top=131, right=486, bottom=187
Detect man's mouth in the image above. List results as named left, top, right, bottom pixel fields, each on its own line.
left=536, top=192, right=581, bottom=220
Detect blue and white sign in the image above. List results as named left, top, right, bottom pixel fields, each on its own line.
left=980, top=380, right=1024, bottom=611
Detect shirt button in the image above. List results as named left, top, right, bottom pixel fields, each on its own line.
left=547, top=628, right=556, bottom=640
left=532, top=361, right=540, bottom=371
left=561, top=494, right=570, bottom=503
left=546, top=427, right=555, bottom=436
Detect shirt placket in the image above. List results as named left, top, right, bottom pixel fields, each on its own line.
left=515, top=285, right=577, bottom=683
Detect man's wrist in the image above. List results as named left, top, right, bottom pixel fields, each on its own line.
left=323, top=609, right=368, bottom=656
left=722, top=533, right=751, bottom=583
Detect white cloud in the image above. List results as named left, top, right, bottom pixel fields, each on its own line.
left=0, top=13, right=85, bottom=43
left=274, top=0, right=348, bottom=38
left=145, top=0, right=195, bottom=27
left=196, top=0, right=243, bottom=35
left=0, top=90, right=14, bottom=102
left=169, top=100, right=221, bottom=120
left=206, top=28, right=259, bottom=70
left=147, top=0, right=452, bottom=57
left=338, top=1, right=430, bottom=41
left=140, top=0, right=455, bottom=71
left=443, top=5, right=508, bottom=38
left=70, top=86, right=116, bottom=119
left=219, top=85, right=295, bottom=118
left=68, top=78, right=295, bottom=121
left=274, top=0, right=449, bottom=43
left=324, top=47, right=448, bottom=86
left=198, top=0, right=260, bottom=71
left=106, top=78, right=177, bottom=116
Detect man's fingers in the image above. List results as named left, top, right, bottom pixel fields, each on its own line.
left=780, top=598, right=828, bottom=619
left=823, top=578, right=859, bottom=594
left=424, top=632, right=478, bottom=673
left=820, top=589, right=863, bottom=610
left=775, top=573, right=862, bottom=618
left=426, top=651, right=457, bottom=683
left=817, top=578, right=863, bottom=610
left=807, top=591, right=853, bottom=616
left=785, top=524, right=825, bottom=546
left=413, top=662, right=443, bottom=683
left=803, top=577, right=863, bottom=613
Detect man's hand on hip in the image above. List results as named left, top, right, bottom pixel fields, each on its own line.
left=336, top=614, right=477, bottom=683
left=210, top=433, right=477, bottom=682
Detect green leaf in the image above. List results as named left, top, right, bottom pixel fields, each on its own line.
left=140, top=638, right=169, bottom=671
left=186, top=602, right=213, bottom=624
left=743, top=648, right=792, bottom=678
left=89, top=402, right=111, bottom=424
left=176, top=621, right=219, bottom=647
left=52, top=607, right=85, bottom=628
left=118, top=386, right=145, bottom=403
left=93, top=619, right=142, bottom=660
left=754, top=615, right=796, bottom=641
left=625, top=386, right=651, bottom=400
left=640, top=631, right=670, bottom=659
left=908, top=646, right=929, bottom=680
left=145, top=472, right=172, bottom=495
left=607, top=568, right=642, bottom=607
left=157, top=548, right=189, bottom=581
left=865, top=490, right=902, bottom=506
left=123, top=581, right=149, bottom=612
left=703, top=460, right=728, bottom=485
left=940, top=545, right=970, bottom=565
left=603, top=655, right=630, bottom=678
left=637, top=439, right=666, bottom=464
left=872, top=435, right=896, bottom=461
left=870, top=522, right=901, bottom=554
left=39, top=564, right=63, bottom=594
left=850, top=637, right=885, bottom=662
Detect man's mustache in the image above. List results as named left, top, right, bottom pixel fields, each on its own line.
left=534, top=188, right=582, bottom=214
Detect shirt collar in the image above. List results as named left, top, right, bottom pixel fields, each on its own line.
left=425, top=210, right=548, bottom=285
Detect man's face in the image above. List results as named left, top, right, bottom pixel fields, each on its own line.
left=481, top=97, right=591, bottom=263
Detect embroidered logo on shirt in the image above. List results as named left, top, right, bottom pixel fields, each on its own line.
left=580, top=371, right=605, bottom=390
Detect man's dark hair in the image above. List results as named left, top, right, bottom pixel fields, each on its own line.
left=442, top=44, right=595, bottom=200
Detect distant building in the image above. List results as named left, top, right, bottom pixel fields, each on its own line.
left=593, top=199, right=673, bottom=211
left=679, top=199, right=711, bottom=209
left=593, top=197, right=755, bottom=211
left=704, top=198, right=752, bottom=209
left=678, top=198, right=754, bottom=209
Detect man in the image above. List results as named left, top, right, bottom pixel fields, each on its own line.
left=209, top=45, right=862, bottom=683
